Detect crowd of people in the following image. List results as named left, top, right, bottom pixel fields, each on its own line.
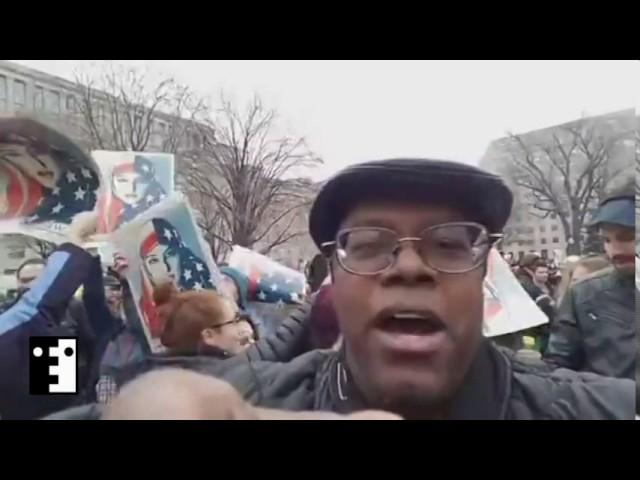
left=495, top=251, right=612, bottom=355
left=0, top=152, right=636, bottom=420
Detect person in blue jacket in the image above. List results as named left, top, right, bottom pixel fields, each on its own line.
left=0, top=213, right=115, bottom=419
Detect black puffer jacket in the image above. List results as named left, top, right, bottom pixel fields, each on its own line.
left=544, top=266, right=636, bottom=379
left=47, top=340, right=634, bottom=420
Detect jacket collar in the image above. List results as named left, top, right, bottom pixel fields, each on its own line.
left=318, top=340, right=511, bottom=420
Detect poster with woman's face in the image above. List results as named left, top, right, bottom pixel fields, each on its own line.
left=0, top=116, right=100, bottom=243
left=113, top=195, right=222, bottom=352
left=92, top=150, right=174, bottom=235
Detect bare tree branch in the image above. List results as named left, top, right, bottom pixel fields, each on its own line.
left=504, top=114, right=633, bottom=255
left=179, top=94, right=322, bottom=256
left=72, top=62, right=209, bottom=154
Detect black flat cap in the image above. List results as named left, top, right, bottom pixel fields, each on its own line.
left=309, top=158, right=513, bottom=249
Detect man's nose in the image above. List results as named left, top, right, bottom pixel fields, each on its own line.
left=385, top=243, right=437, bottom=283
left=607, top=239, right=627, bottom=255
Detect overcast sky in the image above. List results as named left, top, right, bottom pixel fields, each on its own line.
left=11, top=60, right=639, bottom=180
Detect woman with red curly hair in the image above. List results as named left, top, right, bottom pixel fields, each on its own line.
left=154, top=283, right=257, bottom=357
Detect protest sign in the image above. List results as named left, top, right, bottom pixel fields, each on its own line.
left=228, top=246, right=307, bottom=334
left=0, top=116, right=100, bottom=243
left=483, top=249, right=548, bottom=337
left=228, top=245, right=306, bottom=306
left=92, top=150, right=173, bottom=235
left=113, top=195, right=222, bottom=352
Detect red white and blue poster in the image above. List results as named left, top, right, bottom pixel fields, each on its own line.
left=0, top=116, right=100, bottom=243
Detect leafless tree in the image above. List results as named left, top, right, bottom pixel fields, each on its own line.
left=72, top=62, right=208, bottom=154
left=180, top=95, right=322, bottom=256
left=507, top=117, right=632, bottom=255
left=189, top=191, right=230, bottom=262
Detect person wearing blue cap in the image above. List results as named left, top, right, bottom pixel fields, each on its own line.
left=544, top=184, right=636, bottom=379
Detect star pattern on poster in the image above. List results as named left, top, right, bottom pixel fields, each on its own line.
left=27, top=164, right=99, bottom=224
left=248, top=265, right=305, bottom=305
left=149, top=218, right=214, bottom=292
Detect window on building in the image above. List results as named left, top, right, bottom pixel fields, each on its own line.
left=3, top=269, right=17, bottom=276
left=552, top=237, right=559, bottom=244
left=541, top=249, right=548, bottom=259
left=34, top=86, right=44, bottom=111
left=13, top=80, right=26, bottom=110
left=46, top=90, right=60, bottom=114
left=551, top=224, right=558, bottom=232
left=550, top=213, right=557, bottom=220
left=539, top=226, right=546, bottom=233
left=0, top=75, right=8, bottom=112
left=541, top=238, right=547, bottom=245
left=66, top=95, right=76, bottom=113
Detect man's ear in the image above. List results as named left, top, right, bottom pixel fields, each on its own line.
left=201, top=328, right=216, bottom=342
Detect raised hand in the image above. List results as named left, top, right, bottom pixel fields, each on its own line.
left=102, top=369, right=401, bottom=421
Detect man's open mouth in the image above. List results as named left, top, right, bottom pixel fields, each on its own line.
left=378, top=311, right=445, bottom=334
left=373, top=307, right=447, bottom=354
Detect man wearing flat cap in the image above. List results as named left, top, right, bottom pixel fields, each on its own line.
left=544, top=185, right=636, bottom=380
left=49, top=159, right=634, bottom=420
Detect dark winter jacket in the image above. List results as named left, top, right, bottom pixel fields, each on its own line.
left=47, top=340, right=634, bottom=420
left=309, top=285, right=340, bottom=349
left=544, top=266, right=636, bottom=379
left=0, top=244, right=99, bottom=419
